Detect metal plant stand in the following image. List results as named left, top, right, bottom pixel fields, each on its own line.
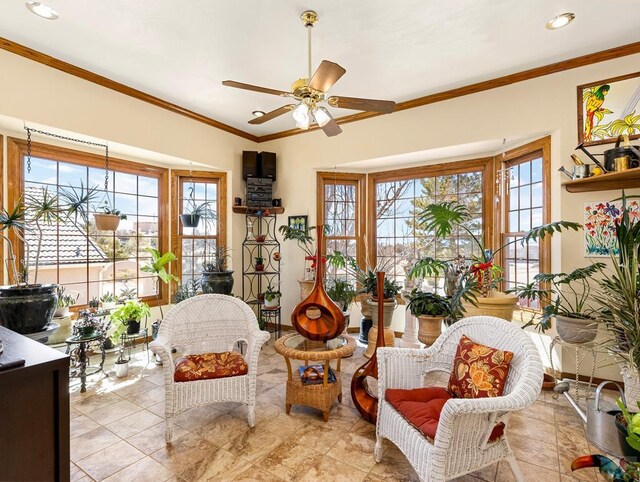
left=65, top=333, right=106, bottom=393
left=550, top=336, right=597, bottom=401
left=240, top=208, right=282, bottom=339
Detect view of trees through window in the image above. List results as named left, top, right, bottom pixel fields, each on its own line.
left=23, top=155, right=161, bottom=306
left=375, top=171, right=483, bottom=291
left=324, top=182, right=358, bottom=283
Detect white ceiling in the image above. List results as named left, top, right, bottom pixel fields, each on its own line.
left=1, top=0, right=639, bottom=137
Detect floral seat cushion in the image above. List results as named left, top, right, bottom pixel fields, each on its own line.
left=385, top=387, right=504, bottom=442
left=174, top=352, right=248, bottom=383
left=448, top=334, right=514, bottom=398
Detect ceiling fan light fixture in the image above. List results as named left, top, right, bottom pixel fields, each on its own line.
left=296, top=119, right=310, bottom=130
left=313, top=106, right=332, bottom=127
left=546, top=13, right=575, bottom=30
left=25, top=1, right=59, bottom=20
left=292, top=102, right=310, bottom=124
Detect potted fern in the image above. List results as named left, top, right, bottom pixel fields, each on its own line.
left=412, top=201, right=580, bottom=321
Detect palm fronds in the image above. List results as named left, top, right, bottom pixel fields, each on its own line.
left=418, top=201, right=470, bottom=238
left=58, top=181, right=100, bottom=225
left=408, top=257, right=449, bottom=279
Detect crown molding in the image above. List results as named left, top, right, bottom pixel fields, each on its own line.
left=1, top=36, right=639, bottom=144
left=0, top=37, right=258, bottom=142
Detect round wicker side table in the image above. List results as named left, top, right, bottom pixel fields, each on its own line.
left=274, top=333, right=356, bottom=422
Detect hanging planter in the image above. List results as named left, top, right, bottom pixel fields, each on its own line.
left=180, top=213, right=201, bottom=228
left=94, top=211, right=125, bottom=231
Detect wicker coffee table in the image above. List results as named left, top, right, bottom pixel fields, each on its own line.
left=274, top=333, right=356, bottom=422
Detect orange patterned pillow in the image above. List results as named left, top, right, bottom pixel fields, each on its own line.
left=174, top=352, right=248, bottom=383
left=447, top=335, right=513, bottom=399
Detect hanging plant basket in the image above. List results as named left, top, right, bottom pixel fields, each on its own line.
left=94, top=213, right=121, bottom=231
left=180, top=214, right=201, bottom=228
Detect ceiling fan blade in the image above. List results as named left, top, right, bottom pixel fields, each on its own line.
left=328, top=95, right=395, bottom=114
left=321, top=118, right=342, bottom=137
left=222, top=80, right=289, bottom=97
left=309, top=60, right=346, bottom=93
left=248, top=105, right=294, bottom=124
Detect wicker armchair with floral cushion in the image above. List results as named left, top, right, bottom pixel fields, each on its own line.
left=375, top=316, right=544, bottom=482
left=150, top=294, right=270, bottom=442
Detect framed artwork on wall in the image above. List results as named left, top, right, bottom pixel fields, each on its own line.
left=288, top=215, right=308, bottom=232
left=577, top=71, right=640, bottom=147
left=584, top=200, right=640, bottom=257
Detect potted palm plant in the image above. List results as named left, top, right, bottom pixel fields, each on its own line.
left=0, top=184, right=100, bottom=334
left=412, top=201, right=580, bottom=321
left=201, top=246, right=234, bottom=295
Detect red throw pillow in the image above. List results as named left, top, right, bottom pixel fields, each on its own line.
left=447, top=334, right=513, bottom=399
left=174, top=352, right=248, bottom=382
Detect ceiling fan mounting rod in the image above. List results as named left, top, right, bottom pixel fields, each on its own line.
left=301, top=10, right=318, bottom=83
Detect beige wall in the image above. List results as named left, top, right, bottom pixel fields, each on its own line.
left=2, top=47, right=639, bottom=380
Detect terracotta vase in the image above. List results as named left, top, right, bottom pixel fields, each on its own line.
left=94, top=213, right=121, bottom=231
left=351, top=272, right=387, bottom=424
left=417, top=315, right=444, bottom=346
left=290, top=226, right=345, bottom=341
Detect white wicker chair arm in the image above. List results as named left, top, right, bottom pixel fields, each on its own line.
left=378, top=347, right=437, bottom=392
left=245, top=330, right=270, bottom=374
left=150, top=336, right=172, bottom=363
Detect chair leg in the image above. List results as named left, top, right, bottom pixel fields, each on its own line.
left=507, top=456, right=525, bottom=482
left=247, top=404, right=256, bottom=428
left=165, top=417, right=174, bottom=444
left=374, top=436, right=384, bottom=463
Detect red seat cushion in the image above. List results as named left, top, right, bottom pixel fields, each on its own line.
left=174, top=352, right=248, bottom=383
left=386, top=386, right=505, bottom=442
left=447, top=334, right=514, bottom=399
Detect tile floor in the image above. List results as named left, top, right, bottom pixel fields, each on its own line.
left=68, top=336, right=603, bottom=482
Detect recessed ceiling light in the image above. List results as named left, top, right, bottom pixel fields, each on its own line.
left=25, top=1, right=59, bottom=20
left=546, top=13, right=575, bottom=30
left=252, top=110, right=265, bottom=117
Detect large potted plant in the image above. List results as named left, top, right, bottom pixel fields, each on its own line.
left=109, top=300, right=151, bottom=341
left=0, top=184, right=99, bottom=334
left=200, top=246, right=234, bottom=295
left=412, top=201, right=580, bottom=321
left=508, top=263, right=605, bottom=343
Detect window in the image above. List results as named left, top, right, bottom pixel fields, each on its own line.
left=7, top=138, right=169, bottom=308
left=171, top=170, right=227, bottom=283
left=499, top=137, right=551, bottom=308
left=368, top=159, right=491, bottom=291
left=317, top=173, right=365, bottom=283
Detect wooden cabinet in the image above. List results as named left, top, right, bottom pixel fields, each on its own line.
left=0, top=325, right=70, bottom=481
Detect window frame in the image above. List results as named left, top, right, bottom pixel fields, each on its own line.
left=366, top=158, right=494, bottom=282
left=317, top=172, right=366, bottom=275
left=496, top=136, right=551, bottom=306
left=171, top=169, right=227, bottom=286
left=7, top=137, right=170, bottom=308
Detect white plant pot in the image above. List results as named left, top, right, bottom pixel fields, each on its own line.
left=622, top=364, right=640, bottom=411
left=555, top=315, right=598, bottom=344
left=101, top=301, right=117, bottom=310
left=264, top=297, right=280, bottom=308
left=115, top=360, right=129, bottom=378
left=54, top=306, right=69, bottom=317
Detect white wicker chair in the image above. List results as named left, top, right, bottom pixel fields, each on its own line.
left=150, top=294, right=270, bottom=443
left=375, top=316, right=544, bottom=482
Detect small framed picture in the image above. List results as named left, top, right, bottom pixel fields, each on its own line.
left=288, top=215, right=308, bottom=232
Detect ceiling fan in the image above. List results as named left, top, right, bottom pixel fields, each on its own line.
left=222, top=10, right=396, bottom=137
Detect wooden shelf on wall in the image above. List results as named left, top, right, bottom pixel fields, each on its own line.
left=232, top=206, right=285, bottom=215
left=562, top=169, right=640, bottom=193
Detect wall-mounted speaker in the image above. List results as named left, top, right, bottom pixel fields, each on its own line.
left=242, top=151, right=277, bottom=181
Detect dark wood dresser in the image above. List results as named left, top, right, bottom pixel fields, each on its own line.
left=0, top=325, right=70, bottom=481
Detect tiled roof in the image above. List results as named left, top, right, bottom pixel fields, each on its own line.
left=24, top=186, right=108, bottom=266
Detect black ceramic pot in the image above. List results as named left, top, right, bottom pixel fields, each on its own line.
left=359, top=317, right=372, bottom=344
left=201, top=270, right=234, bottom=295
left=616, top=413, right=640, bottom=462
left=180, top=214, right=201, bottom=228
left=0, top=284, right=58, bottom=334
left=127, top=320, right=141, bottom=335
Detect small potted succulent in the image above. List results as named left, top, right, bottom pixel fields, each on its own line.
left=88, top=297, right=100, bottom=312
left=201, top=247, right=234, bottom=295
left=263, top=285, right=281, bottom=308
left=109, top=299, right=150, bottom=342
left=73, top=310, right=100, bottom=338
left=114, top=345, right=129, bottom=378
left=255, top=256, right=265, bottom=272
left=100, top=292, right=118, bottom=310
left=180, top=187, right=215, bottom=228
left=94, top=202, right=127, bottom=231
left=118, top=287, right=137, bottom=302
left=54, top=286, right=78, bottom=317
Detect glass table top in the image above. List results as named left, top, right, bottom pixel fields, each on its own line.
left=283, top=334, right=348, bottom=352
